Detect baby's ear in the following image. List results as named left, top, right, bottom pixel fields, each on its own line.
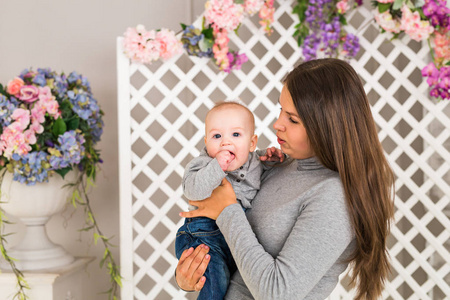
left=250, top=134, right=258, bottom=152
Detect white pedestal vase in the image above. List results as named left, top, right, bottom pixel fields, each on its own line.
left=0, top=171, right=76, bottom=271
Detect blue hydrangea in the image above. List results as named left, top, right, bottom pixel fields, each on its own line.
left=10, top=151, right=51, bottom=185
left=49, top=130, right=85, bottom=170
left=67, top=90, right=103, bottom=143
left=32, top=73, right=47, bottom=86
left=53, top=73, right=68, bottom=96
left=67, top=71, right=91, bottom=92
left=0, top=94, right=19, bottom=127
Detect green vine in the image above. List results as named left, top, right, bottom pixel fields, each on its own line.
left=66, top=172, right=122, bottom=300
left=0, top=171, right=29, bottom=300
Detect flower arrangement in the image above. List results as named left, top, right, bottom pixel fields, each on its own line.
left=373, top=0, right=450, bottom=100
left=292, top=0, right=362, bottom=61
left=123, top=0, right=275, bottom=73
left=0, top=68, right=121, bottom=299
left=0, top=69, right=103, bottom=184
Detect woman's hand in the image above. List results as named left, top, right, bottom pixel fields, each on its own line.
left=180, top=178, right=237, bottom=220
left=259, top=146, right=285, bottom=162
left=176, top=245, right=210, bottom=291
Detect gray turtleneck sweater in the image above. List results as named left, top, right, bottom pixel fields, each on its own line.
left=216, top=157, right=355, bottom=300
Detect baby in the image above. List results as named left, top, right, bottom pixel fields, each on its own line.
left=175, top=101, right=278, bottom=299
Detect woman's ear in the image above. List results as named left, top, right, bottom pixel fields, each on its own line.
left=250, top=134, right=258, bottom=152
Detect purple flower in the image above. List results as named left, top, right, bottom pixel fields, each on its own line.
left=422, top=62, right=439, bottom=77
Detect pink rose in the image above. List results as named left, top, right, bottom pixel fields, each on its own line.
left=337, top=0, right=350, bottom=14
left=6, top=77, right=24, bottom=95
left=18, top=85, right=40, bottom=103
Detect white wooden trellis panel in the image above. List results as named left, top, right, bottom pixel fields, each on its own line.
left=117, top=1, right=450, bottom=299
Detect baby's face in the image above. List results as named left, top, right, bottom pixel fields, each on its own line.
left=204, top=105, right=257, bottom=171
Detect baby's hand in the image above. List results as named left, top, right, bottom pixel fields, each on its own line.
left=216, top=151, right=233, bottom=171
left=259, top=147, right=284, bottom=162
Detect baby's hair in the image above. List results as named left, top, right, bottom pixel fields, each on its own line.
left=207, top=100, right=255, bottom=134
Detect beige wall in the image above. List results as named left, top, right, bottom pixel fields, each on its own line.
left=0, top=0, right=199, bottom=298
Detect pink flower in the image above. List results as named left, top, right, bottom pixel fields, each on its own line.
left=400, top=5, right=434, bottom=41
left=36, top=86, right=60, bottom=117
left=376, top=0, right=395, bottom=3
left=24, top=129, right=37, bottom=145
left=245, top=0, right=265, bottom=15
left=11, top=108, right=31, bottom=131
left=375, top=10, right=401, bottom=33
left=30, top=121, right=44, bottom=134
left=156, top=29, right=183, bottom=60
left=18, top=85, right=40, bottom=103
left=0, top=128, right=31, bottom=159
left=259, top=0, right=275, bottom=35
left=123, top=25, right=160, bottom=64
left=31, top=104, right=46, bottom=124
left=422, top=62, right=439, bottom=77
left=38, top=86, right=52, bottom=101
left=438, top=76, right=450, bottom=89
left=205, top=0, right=245, bottom=31
left=6, top=77, right=24, bottom=95
left=433, top=31, right=450, bottom=61
left=337, top=0, right=350, bottom=14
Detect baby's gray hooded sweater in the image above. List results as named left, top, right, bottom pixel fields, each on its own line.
left=216, top=157, right=355, bottom=300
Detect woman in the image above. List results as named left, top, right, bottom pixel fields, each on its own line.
left=176, top=58, right=395, bottom=300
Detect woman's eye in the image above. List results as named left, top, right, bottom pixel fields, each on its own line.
left=213, top=134, right=221, bottom=139
left=289, top=118, right=299, bottom=124
left=233, top=132, right=240, bottom=137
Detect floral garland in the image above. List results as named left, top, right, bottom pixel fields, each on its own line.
left=123, top=0, right=274, bottom=73
left=373, top=0, right=450, bottom=100
left=0, top=69, right=121, bottom=300
left=292, top=0, right=362, bottom=61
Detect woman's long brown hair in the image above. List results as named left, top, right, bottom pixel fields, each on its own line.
left=285, top=58, right=395, bottom=300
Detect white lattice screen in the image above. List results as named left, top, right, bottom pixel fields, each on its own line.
left=117, top=1, right=450, bottom=299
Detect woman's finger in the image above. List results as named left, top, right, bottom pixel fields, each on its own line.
left=194, top=276, right=207, bottom=292
left=180, top=204, right=204, bottom=218
left=188, top=245, right=210, bottom=280
left=178, top=247, right=194, bottom=266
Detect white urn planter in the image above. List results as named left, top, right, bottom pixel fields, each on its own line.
left=0, top=171, right=76, bottom=271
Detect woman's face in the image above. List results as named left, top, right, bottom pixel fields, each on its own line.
left=273, top=86, right=314, bottom=160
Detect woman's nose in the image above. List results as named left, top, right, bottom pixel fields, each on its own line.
left=273, top=118, right=285, bottom=131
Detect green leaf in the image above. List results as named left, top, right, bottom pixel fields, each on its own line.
left=393, top=0, right=404, bottom=10
left=66, top=117, right=80, bottom=131
left=405, top=0, right=415, bottom=9
left=202, top=26, right=213, bottom=40
left=415, top=0, right=425, bottom=7
left=378, top=3, right=391, bottom=13
left=199, top=38, right=213, bottom=52
left=234, top=0, right=244, bottom=4
left=52, top=117, right=67, bottom=136
left=180, top=23, right=187, bottom=30
left=339, top=14, right=348, bottom=25
left=55, top=167, right=72, bottom=179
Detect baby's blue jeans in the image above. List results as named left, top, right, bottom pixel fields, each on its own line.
left=175, top=217, right=237, bottom=300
